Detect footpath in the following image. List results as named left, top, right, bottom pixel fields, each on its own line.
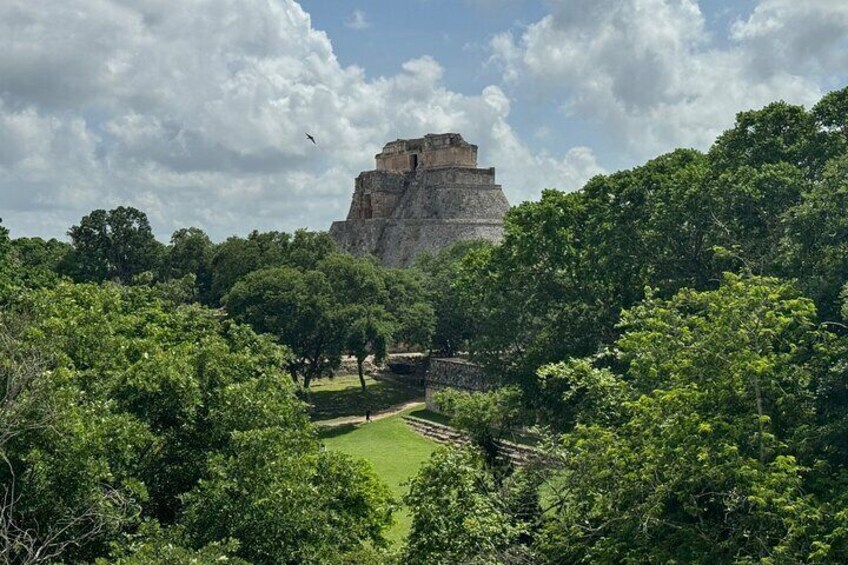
left=314, top=400, right=425, bottom=428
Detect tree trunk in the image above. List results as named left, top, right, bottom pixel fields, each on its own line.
left=357, top=357, right=367, bottom=392
left=303, top=371, right=312, bottom=389
left=287, top=364, right=300, bottom=386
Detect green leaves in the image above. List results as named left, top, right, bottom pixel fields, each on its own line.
left=182, top=430, right=394, bottom=564
left=781, top=154, right=848, bottom=321
left=225, top=252, right=433, bottom=389
left=207, top=229, right=337, bottom=305
left=63, top=206, right=164, bottom=284
left=403, top=447, right=530, bottom=565
left=1, top=281, right=394, bottom=563
left=434, top=387, right=524, bottom=462
left=225, top=266, right=342, bottom=386
left=536, top=358, right=628, bottom=428
left=537, top=276, right=832, bottom=563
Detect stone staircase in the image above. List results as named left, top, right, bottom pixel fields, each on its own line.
left=403, top=416, right=539, bottom=466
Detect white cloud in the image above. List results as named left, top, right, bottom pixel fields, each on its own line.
left=491, top=0, right=848, bottom=160
left=730, top=0, right=848, bottom=77
left=345, top=9, right=370, bottom=31
left=0, top=0, right=600, bottom=240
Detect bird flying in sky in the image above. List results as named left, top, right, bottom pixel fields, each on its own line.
left=305, top=132, right=316, bottom=144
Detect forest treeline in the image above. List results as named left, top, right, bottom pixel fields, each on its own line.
left=1, top=87, right=848, bottom=563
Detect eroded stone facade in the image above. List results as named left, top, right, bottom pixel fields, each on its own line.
left=424, top=357, right=498, bottom=413
left=329, top=133, right=509, bottom=267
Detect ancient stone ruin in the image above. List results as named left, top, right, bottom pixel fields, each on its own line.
left=329, top=133, right=510, bottom=267
left=424, top=357, right=498, bottom=413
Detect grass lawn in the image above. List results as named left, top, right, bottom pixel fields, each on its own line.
left=308, top=374, right=423, bottom=421
left=318, top=407, right=438, bottom=546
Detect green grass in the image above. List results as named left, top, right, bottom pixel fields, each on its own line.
left=318, top=407, right=438, bottom=546
left=308, top=374, right=423, bottom=421
left=309, top=373, right=375, bottom=392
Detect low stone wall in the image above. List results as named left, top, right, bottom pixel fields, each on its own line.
left=376, top=353, right=428, bottom=386
left=425, top=357, right=499, bottom=412
left=337, top=356, right=378, bottom=376
left=404, top=416, right=540, bottom=466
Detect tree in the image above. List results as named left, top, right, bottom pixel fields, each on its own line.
left=0, top=281, right=395, bottom=562
left=181, top=435, right=394, bottom=564
left=535, top=358, right=628, bottom=431
left=207, top=235, right=264, bottom=303
left=161, top=227, right=214, bottom=300
left=707, top=162, right=809, bottom=274
left=0, top=297, right=150, bottom=563
left=404, top=448, right=529, bottom=565
left=781, top=154, right=848, bottom=322
left=415, top=240, right=488, bottom=355
left=462, top=150, right=715, bottom=394
left=341, top=304, right=395, bottom=391
left=318, top=253, right=395, bottom=391
left=708, top=101, right=827, bottom=177
left=62, top=207, right=164, bottom=284
left=0, top=219, right=12, bottom=300
left=536, top=275, right=844, bottom=563
left=225, top=252, right=430, bottom=390
left=8, top=237, right=71, bottom=290
left=207, top=230, right=336, bottom=304
left=434, top=387, right=524, bottom=468
left=382, top=267, right=435, bottom=352
left=224, top=266, right=345, bottom=388
left=812, top=85, right=848, bottom=144
left=102, top=529, right=248, bottom=565
left=0, top=311, right=134, bottom=565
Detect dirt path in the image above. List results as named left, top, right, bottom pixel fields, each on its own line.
left=315, top=400, right=425, bottom=428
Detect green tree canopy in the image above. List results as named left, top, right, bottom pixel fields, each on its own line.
left=225, top=266, right=344, bottom=388
left=537, top=275, right=846, bottom=563
left=415, top=240, right=490, bottom=356
left=8, top=236, right=71, bottom=290
left=434, top=387, right=524, bottom=467
left=0, top=282, right=393, bottom=563
left=382, top=267, right=435, bottom=352
left=403, top=448, right=530, bottom=565
left=462, top=149, right=715, bottom=391
left=781, top=153, right=848, bottom=321
left=207, top=229, right=336, bottom=304
left=163, top=227, right=214, bottom=294
left=61, top=206, right=164, bottom=284
left=0, top=218, right=11, bottom=299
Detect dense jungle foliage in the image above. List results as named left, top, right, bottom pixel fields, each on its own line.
left=2, top=87, right=848, bottom=563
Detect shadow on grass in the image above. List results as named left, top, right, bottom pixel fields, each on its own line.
left=317, top=423, right=358, bottom=440
left=308, top=378, right=423, bottom=421
left=407, top=408, right=452, bottom=426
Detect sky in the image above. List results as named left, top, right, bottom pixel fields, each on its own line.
left=1, top=0, right=847, bottom=242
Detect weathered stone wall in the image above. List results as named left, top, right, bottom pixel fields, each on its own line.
left=330, top=133, right=510, bottom=267
left=380, top=220, right=504, bottom=267
left=330, top=219, right=505, bottom=267
left=425, top=357, right=499, bottom=412
left=419, top=166, right=497, bottom=187
left=376, top=133, right=477, bottom=172
left=420, top=145, right=477, bottom=169
left=346, top=171, right=406, bottom=220
left=329, top=218, right=387, bottom=258
left=395, top=182, right=508, bottom=221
